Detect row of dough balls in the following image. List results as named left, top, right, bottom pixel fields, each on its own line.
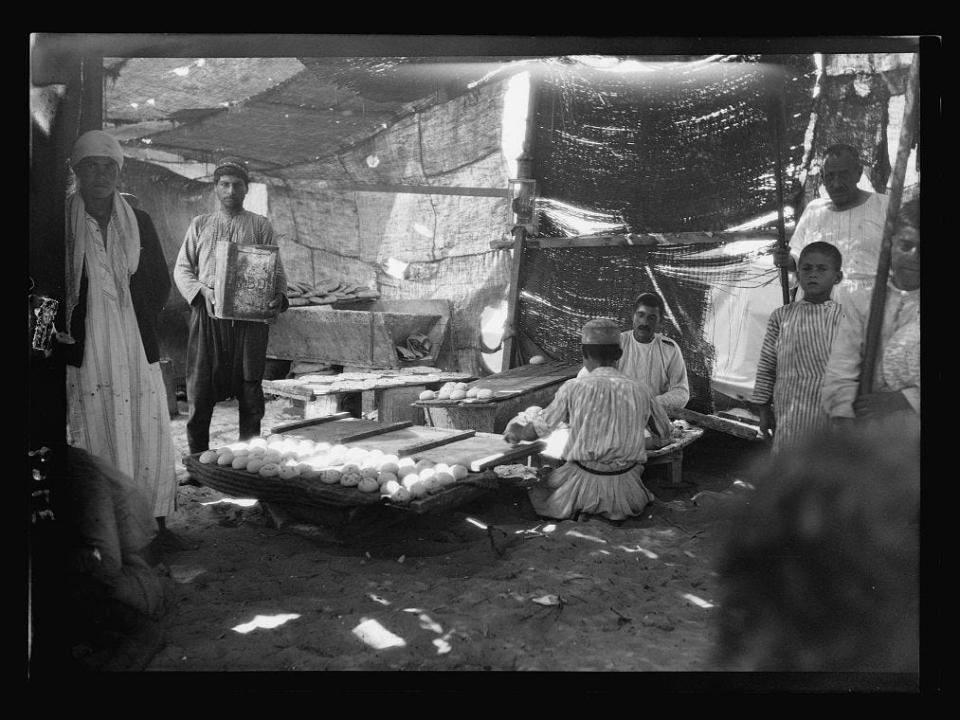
left=195, top=437, right=469, bottom=503
left=420, top=381, right=493, bottom=401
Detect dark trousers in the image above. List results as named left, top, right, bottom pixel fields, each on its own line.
left=186, top=380, right=265, bottom=453
left=185, top=301, right=269, bottom=454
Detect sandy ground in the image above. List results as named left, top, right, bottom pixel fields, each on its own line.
left=152, top=397, right=767, bottom=673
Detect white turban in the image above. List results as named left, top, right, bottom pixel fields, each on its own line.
left=70, top=130, right=124, bottom=170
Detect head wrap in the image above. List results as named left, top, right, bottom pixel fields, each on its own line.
left=581, top=317, right=621, bottom=344
left=64, top=129, right=139, bottom=333
left=213, top=156, right=250, bottom=184
left=70, top=130, right=124, bottom=170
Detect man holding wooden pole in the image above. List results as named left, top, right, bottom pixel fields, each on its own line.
left=820, top=55, right=920, bottom=423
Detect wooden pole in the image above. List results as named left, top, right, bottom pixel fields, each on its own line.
left=858, top=54, right=920, bottom=396
left=501, top=73, right=538, bottom=370
left=768, top=68, right=792, bottom=305
left=79, top=55, right=104, bottom=132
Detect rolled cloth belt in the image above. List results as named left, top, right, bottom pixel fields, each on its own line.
left=572, top=461, right=638, bottom=476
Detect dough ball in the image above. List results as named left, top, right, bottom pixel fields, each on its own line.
left=377, top=471, right=398, bottom=487
left=259, top=463, right=280, bottom=478
left=449, top=389, right=467, bottom=401
left=278, top=465, right=300, bottom=480
left=450, top=464, right=469, bottom=480
left=476, top=389, right=493, bottom=400
left=377, top=461, right=399, bottom=475
left=340, top=472, right=362, bottom=487
left=409, top=481, right=430, bottom=498
left=433, top=470, right=455, bottom=487
left=231, top=455, right=249, bottom=470
left=358, top=477, right=380, bottom=493
left=419, top=390, right=436, bottom=401
left=198, top=450, right=218, bottom=464
left=381, top=479, right=401, bottom=496
left=245, top=457, right=265, bottom=473
left=216, top=452, right=235, bottom=466
left=321, top=468, right=342, bottom=484
left=529, top=355, right=546, bottom=365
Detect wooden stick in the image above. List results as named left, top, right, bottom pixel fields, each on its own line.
left=769, top=69, right=792, bottom=306
left=339, top=421, right=414, bottom=444
left=859, top=55, right=920, bottom=396
left=270, top=411, right=351, bottom=434
left=397, top=430, right=477, bottom=457
left=667, top=407, right=762, bottom=441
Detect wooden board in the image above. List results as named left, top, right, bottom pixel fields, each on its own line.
left=420, top=382, right=567, bottom=434
left=184, top=420, right=547, bottom=516
left=647, top=427, right=705, bottom=458
left=266, top=299, right=450, bottom=369
left=270, top=411, right=352, bottom=434
left=668, top=407, right=763, bottom=441
left=416, top=361, right=579, bottom=407
left=275, top=418, right=383, bottom=445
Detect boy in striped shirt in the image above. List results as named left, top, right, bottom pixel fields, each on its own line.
left=753, top=242, right=845, bottom=455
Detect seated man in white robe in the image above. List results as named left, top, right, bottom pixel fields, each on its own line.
left=505, top=318, right=673, bottom=522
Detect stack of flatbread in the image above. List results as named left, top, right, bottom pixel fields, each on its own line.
left=286, top=278, right=381, bottom=306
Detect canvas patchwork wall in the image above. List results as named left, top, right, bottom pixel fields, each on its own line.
left=268, top=78, right=516, bottom=375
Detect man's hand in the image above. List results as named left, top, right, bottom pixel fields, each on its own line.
left=504, top=420, right=538, bottom=446
left=758, top=403, right=776, bottom=441
left=200, top=286, right=216, bottom=316
left=853, top=391, right=912, bottom=418
left=267, top=292, right=286, bottom=311
left=771, top=246, right=795, bottom=270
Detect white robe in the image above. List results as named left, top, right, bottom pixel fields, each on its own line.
left=66, top=205, right=178, bottom=518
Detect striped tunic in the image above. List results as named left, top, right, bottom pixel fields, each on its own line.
left=66, top=211, right=178, bottom=517
left=752, top=300, right=844, bottom=454
left=527, top=366, right=672, bottom=520
left=789, top=193, right=889, bottom=305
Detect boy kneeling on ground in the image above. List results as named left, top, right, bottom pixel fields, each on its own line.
left=504, top=317, right=673, bottom=521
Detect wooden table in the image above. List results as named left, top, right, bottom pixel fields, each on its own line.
left=263, top=370, right=475, bottom=424
left=183, top=416, right=545, bottom=517
left=644, top=426, right=705, bottom=486
left=414, top=361, right=581, bottom=434
left=531, top=426, right=705, bottom=487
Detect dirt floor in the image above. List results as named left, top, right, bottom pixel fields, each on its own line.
left=151, top=397, right=770, bottom=674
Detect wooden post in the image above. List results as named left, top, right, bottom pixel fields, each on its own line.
left=768, top=68, right=792, bottom=306
left=501, top=73, right=538, bottom=371
left=79, top=55, right=103, bottom=132
left=858, top=54, right=920, bottom=396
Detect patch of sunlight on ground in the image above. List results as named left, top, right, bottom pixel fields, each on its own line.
left=352, top=618, right=407, bottom=650
left=232, top=613, right=301, bottom=634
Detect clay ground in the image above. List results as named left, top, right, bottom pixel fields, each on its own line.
left=151, top=397, right=768, bottom=673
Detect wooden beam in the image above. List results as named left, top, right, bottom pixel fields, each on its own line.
left=346, top=184, right=510, bottom=198
left=270, top=411, right=352, bottom=434
left=79, top=56, right=103, bottom=132
left=530, top=230, right=792, bottom=249
left=668, top=407, right=762, bottom=441
left=339, top=421, right=415, bottom=444
left=397, top=430, right=478, bottom=457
